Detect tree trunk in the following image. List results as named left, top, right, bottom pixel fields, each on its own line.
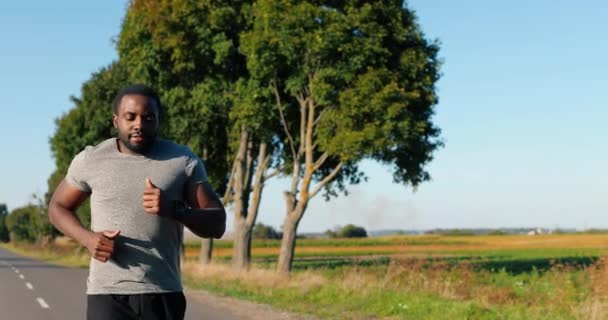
left=277, top=212, right=300, bottom=274
left=199, top=146, right=213, bottom=265
left=231, top=127, right=251, bottom=269
left=199, top=238, right=213, bottom=264
left=232, top=218, right=252, bottom=270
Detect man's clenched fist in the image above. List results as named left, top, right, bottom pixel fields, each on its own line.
left=86, top=230, right=120, bottom=263
left=143, top=177, right=169, bottom=216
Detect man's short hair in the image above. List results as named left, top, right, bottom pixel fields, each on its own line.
left=113, top=84, right=162, bottom=117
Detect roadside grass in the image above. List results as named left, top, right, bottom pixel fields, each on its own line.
left=182, top=256, right=608, bottom=319
left=0, top=241, right=89, bottom=268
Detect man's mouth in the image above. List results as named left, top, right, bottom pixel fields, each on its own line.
left=129, top=133, right=145, bottom=143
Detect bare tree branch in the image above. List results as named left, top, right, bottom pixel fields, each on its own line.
left=273, top=82, right=298, bottom=163
left=243, top=139, right=254, bottom=195
left=264, top=167, right=283, bottom=180
left=309, top=162, right=344, bottom=200
left=312, top=152, right=329, bottom=171
left=246, top=142, right=269, bottom=227
left=222, top=157, right=238, bottom=203
left=299, top=100, right=306, bottom=156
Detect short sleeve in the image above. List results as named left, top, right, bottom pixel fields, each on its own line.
left=185, top=151, right=209, bottom=189
left=65, top=149, right=92, bottom=192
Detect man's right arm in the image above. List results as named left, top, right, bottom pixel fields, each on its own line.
left=49, top=179, right=119, bottom=263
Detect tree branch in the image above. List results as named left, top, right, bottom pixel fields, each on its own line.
left=264, top=167, right=283, bottom=180
left=290, top=161, right=300, bottom=198
left=313, top=108, right=328, bottom=127
left=299, top=99, right=306, bottom=156
left=222, top=157, right=238, bottom=204
left=309, top=162, right=344, bottom=200
left=312, top=152, right=329, bottom=171
left=246, top=142, right=269, bottom=227
left=273, top=82, right=298, bottom=163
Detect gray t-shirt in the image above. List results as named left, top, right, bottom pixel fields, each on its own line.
left=66, top=138, right=208, bottom=294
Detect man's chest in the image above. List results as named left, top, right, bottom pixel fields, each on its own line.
left=88, top=157, right=189, bottom=201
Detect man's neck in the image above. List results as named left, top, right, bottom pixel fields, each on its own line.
left=115, top=138, right=154, bottom=156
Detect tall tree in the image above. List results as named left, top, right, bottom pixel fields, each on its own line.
left=117, top=0, right=280, bottom=269
left=241, top=0, right=442, bottom=273
left=227, top=78, right=280, bottom=269
left=6, top=204, right=46, bottom=243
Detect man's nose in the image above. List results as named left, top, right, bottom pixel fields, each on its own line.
left=133, top=116, right=143, bottom=129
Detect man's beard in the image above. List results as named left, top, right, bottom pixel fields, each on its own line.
left=118, top=132, right=156, bottom=154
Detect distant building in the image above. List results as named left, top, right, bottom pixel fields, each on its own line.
left=527, top=228, right=545, bottom=235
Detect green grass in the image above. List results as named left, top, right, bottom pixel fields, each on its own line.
left=183, top=260, right=591, bottom=320
left=0, top=242, right=89, bottom=268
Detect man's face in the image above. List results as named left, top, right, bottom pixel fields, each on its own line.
left=113, top=94, right=160, bottom=154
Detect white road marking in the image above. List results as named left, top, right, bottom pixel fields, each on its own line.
left=26, top=282, right=33, bottom=290
left=19, top=274, right=24, bottom=279
left=36, top=297, right=50, bottom=309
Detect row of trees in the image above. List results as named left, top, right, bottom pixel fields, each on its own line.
left=47, top=0, right=441, bottom=274
left=253, top=223, right=368, bottom=239
left=325, top=224, right=368, bottom=238
left=0, top=200, right=55, bottom=244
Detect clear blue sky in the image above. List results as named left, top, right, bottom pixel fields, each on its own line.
left=1, top=1, right=606, bottom=233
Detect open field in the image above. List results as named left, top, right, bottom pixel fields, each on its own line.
left=4, top=233, right=608, bottom=319
left=184, top=234, right=607, bottom=270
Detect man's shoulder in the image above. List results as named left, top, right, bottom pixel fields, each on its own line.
left=155, top=139, right=196, bottom=157
left=80, top=138, right=116, bottom=156
left=68, top=138, right=115, bottom=172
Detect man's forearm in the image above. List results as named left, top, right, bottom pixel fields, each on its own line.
left=176, top=207, right=226, bottom=239
left=48, top=203, right=93, bottom=247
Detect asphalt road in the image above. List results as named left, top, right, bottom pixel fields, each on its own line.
left=0, top=247, right=240, bottom=320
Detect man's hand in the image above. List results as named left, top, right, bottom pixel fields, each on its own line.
left=143, top=178, right=170, bottom=217
left=86, top=230, right=120, bottom=263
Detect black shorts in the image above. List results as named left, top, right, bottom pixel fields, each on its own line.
left=87, top=292, right=186, bottom=320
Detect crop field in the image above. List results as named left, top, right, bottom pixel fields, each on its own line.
left=184, top=234, right=608, bottom=269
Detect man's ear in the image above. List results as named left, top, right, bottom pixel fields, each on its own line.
left=112, top=114, right=118, bottom=128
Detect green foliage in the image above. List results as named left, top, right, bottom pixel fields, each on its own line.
left=326, top=224, right=368, bottom=238
left=0, top=204, right=9, bottom=242
left=118, top=0, right=247, bottom=87
left=253, top=223, right=281, bottom=239
left=241, top=0, right=442, bottom=188
left=340, top=224, right=368, bottom=238
left=6, top=205, right=45, bottom=242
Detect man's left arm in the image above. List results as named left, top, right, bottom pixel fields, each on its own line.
left=179, top=181, right=226, bottom=239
